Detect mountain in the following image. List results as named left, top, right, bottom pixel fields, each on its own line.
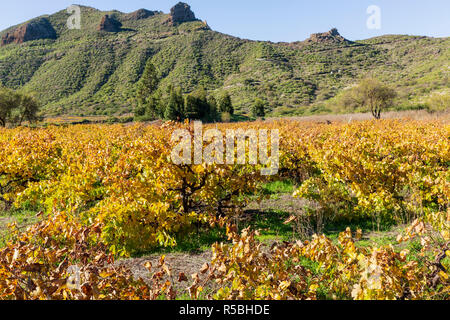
left=0, top=2, right=448, bottom=117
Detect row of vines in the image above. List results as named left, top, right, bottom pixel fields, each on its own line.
left=0, top=119, right=448, bottom=299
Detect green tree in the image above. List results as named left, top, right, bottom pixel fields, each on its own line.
left=164, top=87, right=185, bottom=121
left=193, top=86, right=208, bottom=103
left=353, top=78, right=397, bottom=119
left=135, top=60, right=160, bottom=119
left=137, top=60, right=159, bottom=101
left=14, top=93, right=41, bottom=126
left=252, top=98, right=266, bottom=118
left=192, top=87, right=211, bottom=119
left=184, top=94, right=201, bottom=120
left=207, top=95, right=219, bottom=122
left=218, top=92, right=234, bottom=115
left=0, top=87, right=19, bottom=127
left=184, top=87, right=219, bottom=121
left=0, top=87, right=40, bottom=127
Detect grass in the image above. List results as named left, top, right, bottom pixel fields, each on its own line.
left=0, top=204, right=427, bottom=261
left=260, top=179, right=295, bottom=196
left=132, top=225, right=227, bottom=257
left=0, top=208, right=41, bottom=247
left=242, top=209, right=293, bottom=243
left=322, top=218, right=396, bottom=241
left=131, top=208, right=295, bottom=256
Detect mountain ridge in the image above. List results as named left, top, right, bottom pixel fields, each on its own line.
left=0, top=3, right=448, bottom=117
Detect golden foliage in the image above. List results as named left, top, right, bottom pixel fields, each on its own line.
left=0, top=119, right=448, bottom=300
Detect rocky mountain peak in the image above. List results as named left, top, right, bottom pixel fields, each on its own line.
left=1, top=18, right=56, bottom=46
left=125, top=9, right=157, bottom=21
left=168, top=2, right=197, bottom=25
left=307, top=28, right=349, bottom=44
left=98, top=15, right=123, bottom=32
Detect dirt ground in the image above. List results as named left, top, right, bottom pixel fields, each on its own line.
left=115, top=193, right=306, bottom=287
left=0, top=193, right=409, bottom=290
left=246, top=193, right=307, bottom=214
left=269, top=109, right=450, bottom=123
left=117, top=251, right=213, bottom=290
left=114, top=192, right=413, bottom=288
left=0, top=217, right=12, bottom=231
left=0, top=216, right=13, bottom=239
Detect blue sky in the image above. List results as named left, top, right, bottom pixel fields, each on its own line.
left=1, top=0, right=449, bottom=42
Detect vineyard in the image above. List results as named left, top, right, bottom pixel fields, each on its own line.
left=0, top=119, right=448, bottom=300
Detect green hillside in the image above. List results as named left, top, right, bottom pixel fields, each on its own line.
left=0, top=4, right=448, bottom=117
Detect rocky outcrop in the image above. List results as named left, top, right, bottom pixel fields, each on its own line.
left=125, top=9, right=157, bottom=20
left=307, top=28, right=350, bottom=44
left=168, top=2, right=197, bottom=25
left=1, top=18, right=56, bottom=46
left=98, top=15, right=122, bottom=32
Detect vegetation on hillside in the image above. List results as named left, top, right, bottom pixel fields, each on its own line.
left=134, top=60, right=238, bottom=122
left=0, top=6, right=448, bottom=117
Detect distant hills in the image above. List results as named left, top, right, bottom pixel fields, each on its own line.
left=0, top=2, right=448, bottom=117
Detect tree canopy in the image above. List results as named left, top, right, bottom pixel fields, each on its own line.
left=134, top=72, right=232, bottom=123
left=353, top=78, right=397, bottom=119
left=0, top=87, right=41, bottom=127
left=217, top=92, right=234, bottom=115
left=251, top=98, right=266, bottom=118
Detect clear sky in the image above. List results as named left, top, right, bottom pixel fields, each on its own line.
left=1, top=0, right=449, bottom=42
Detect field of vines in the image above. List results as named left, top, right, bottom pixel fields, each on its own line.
left=0, top=119, right=448, bottom=300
